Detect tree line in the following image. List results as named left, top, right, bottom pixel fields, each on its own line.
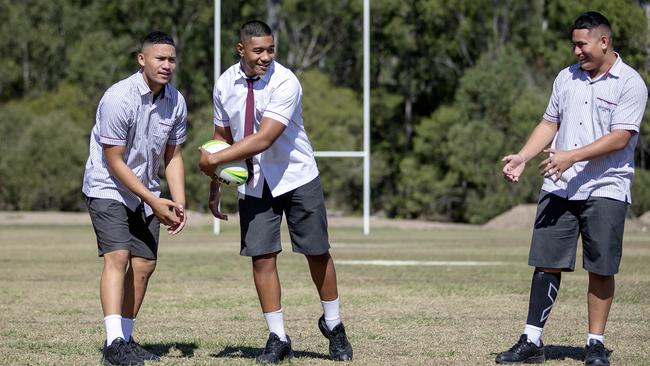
left=1, top=0, right=650, bottom=223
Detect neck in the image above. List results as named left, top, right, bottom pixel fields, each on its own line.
left=589, top=52, right=616, bottom=79
left=140, top=72, right=164, bottom=97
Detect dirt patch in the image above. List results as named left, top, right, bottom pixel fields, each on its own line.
left=483, top=204, right=649, bottom=232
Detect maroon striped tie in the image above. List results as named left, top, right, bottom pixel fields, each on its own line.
left=244, top=78, right=255, bottom=183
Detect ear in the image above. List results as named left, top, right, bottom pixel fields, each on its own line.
left=137, top=52, right=145, bottom=67
left=236, top=42, right=244, bottom=57
left=600, top=34, right=609, bottom=52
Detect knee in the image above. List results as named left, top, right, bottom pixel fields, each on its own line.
left=536, top=267, right=562, bottom=273
left=104, top=250, right=130, bottom=271
left=133, top=259, right=157, bottom=278
left=252, top=254, right=277, bottom=273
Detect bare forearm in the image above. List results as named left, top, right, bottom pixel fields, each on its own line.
left=165, top=155, right=185, bottom=205
left=518, top=120, right=558, bottom=161
left=569, top=130, right=632, bottom=163
left=107, top=160, right=158, bottom=205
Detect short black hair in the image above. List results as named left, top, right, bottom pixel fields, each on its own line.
left=240, top=20, right=273, bottom=42
left=573, top=11, right=612, bottom=36
left=141, top=31, right=175, bottom=50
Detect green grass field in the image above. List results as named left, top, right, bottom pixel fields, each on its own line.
left=1, top=221, right=649, bottom=365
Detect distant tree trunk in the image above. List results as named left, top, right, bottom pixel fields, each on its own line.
left=22, top=40, right=29, bottom=93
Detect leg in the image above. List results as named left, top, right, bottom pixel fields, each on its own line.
left=306, top=252, right=338, bottom=301
left=101, top=250, right=130, bottom=316
left=122, top=257, right=157, bottom=319
left=587, top=272, right=614, bottom=335
left=252, top=253, right=282, bottom=312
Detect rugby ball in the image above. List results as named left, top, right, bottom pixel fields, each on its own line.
left=201, top=140, right=248, bottom=186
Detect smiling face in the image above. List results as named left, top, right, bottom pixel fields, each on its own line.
left=137, top=43, right=176, bottom=95
left=572, top=27, right=610, bottom=77
left=237, top=35, right=275, bottom=78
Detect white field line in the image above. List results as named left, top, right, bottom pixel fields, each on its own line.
left=336, top=260, right=504, bottom=266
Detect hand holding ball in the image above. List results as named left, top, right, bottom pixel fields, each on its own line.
left=200, top=140, right=248, bottom=186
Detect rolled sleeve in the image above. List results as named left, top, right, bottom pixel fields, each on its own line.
left=168, top=96, right=188, bottom=145
left=213, top=85, right=230, bottom=127
left=98, top=97, right=131, bottom=146
left=262, top=77, right=301, bottom=126
left=611, top=76, right=648, bottom=133
left=543, top=75, right=561, bottom=123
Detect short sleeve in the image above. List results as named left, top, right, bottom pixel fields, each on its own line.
left=214, top=83, right=230, bottom=127
left=98, top=95, right=132, bottom=146
left=543, top=73, right=562, bottom=123
left=262, top=76, right=301, bottom=126
left=168, top=94, right=188, bottom=145
left=611, top=75, right=648, bottom=133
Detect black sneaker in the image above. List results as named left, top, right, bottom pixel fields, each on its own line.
left=584, top=339, right=609, bottom=366
left=318, top=315, right=353, bottom=361
left=128, top=337, right=160, bottom=362
left=495, top=334, right=545, bottom=364
left=255, top=333, right=293, bottom=364
left=102, top=337, right=144, bottom=366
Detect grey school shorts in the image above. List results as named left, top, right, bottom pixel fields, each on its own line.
left=85, top=196, right=160, bottom=260
left=529, top=190, right=628, bottom=276
left=238, top=176, right=330, bottom=257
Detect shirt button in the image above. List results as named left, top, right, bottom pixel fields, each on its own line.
left=574, top=144, right=578, bottom=147
left=584, top=101, right=588, bottom=104
left=580, top=122, right=583, bottom=125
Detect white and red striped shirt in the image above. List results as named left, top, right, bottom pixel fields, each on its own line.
left=82, top=71, right=187, bottom=215
left=542, top=54, right=647, bottom=203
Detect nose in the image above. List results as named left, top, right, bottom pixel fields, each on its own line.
left=573, top=45, right=581, bottom=57
left=260, top=51, right=272, bottom=62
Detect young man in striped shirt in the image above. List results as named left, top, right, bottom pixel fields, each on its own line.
left=82, top=31, right=187, bottom=366
left=498, top=12, right=647, bottom=366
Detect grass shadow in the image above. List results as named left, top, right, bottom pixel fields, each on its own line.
left=545, top=344, right=584, bottom=361
left=145, top=342, right=198, bottom=358
left=211, top=345, right=330, bottom=361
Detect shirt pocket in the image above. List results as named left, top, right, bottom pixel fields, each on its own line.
left=150, top=120, right=175, bottom=154
left=594, top=97, right=617, bottom=130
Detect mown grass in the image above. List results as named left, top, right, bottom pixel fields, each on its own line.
left=0, top=222, right=648, bottom=365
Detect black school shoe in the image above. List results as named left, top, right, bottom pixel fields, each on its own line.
left=584, top=339, right=609, bottom=366
left=318, top=315, right=353, bottom=361
left=255, top=333, right=293, bottom=364
left=102, top=338, right=144, bottom=366
left=495, top=334, right=545, bottom=364
left=128, top=337, right=160, bottom=362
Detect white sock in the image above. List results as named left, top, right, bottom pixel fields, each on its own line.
left=587, top=333, right=605, bottom=346
left=524, top=324, right=543, bottom=347
left=321, top=297, right=342, bottom=330
left=263, top=309, right=287, bottom=341
left=104, top=314, right=124, bottom=345
left=122, top=318, right=135, bottom=342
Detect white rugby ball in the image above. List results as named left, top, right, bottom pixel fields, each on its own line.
left=201, top=140, right=248, bottom=186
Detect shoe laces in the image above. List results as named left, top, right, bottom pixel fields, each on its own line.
left=114, top=341, right=135, bottom=360
left=330, top=328, right=348, bottom=349
left=508, top=337, right=534, bottom=354
left=588, top=341, right=606, bottom=356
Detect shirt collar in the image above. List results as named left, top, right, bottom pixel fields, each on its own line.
left=236, top=60, right=274, bottom=84
left=583, top=52, right=622, bottom=82
left=135, top=70, right=171, bottom=99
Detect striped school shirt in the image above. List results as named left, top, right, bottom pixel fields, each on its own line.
left=82, top=71, right=187, bottom=215
left=542, top=54, right=648, bottom=203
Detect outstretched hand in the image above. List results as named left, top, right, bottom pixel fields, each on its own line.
left=502, top=154, right=526, bottom=182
